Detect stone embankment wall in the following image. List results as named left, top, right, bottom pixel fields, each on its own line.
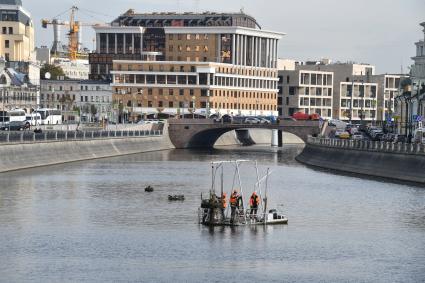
left=297, top=137, right=425, bottom=185
left=0, top=131, right=174, bottom=173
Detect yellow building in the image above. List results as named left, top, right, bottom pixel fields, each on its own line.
left=0, top=0, right=34, bottom=62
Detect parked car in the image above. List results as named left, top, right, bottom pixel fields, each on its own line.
left=339, top=132, right=351, bottom=139
left=292, top=112, right=310, bottom=120
left=334, top=130, right=345, bottom=138
left=393, top=134, right=406, bottom=143
left=351, top=133, right=364, bottom=140
left=5, top=121, right=26, bottom=131
left=244, top=117, right=260, bottom=124
left=258, top=118, right=271, bottom=124
left=309, top=113, right=321, bottom=120
left=413, top=128, right=425, bottom=144
left=221, top=115, right=233, bottom=123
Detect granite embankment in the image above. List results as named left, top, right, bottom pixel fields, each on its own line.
left=0, top=132, right=174, bottom=173
left=297, top=138, right=425, bottom=185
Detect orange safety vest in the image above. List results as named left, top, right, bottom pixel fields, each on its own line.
left=222, top=194, right=227, bottom=208
left=230, top=194, right=238, bottom=206
left=250, top=194, right=260, bottom=207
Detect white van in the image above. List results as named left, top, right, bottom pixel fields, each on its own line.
left=413, top=128, right=425, bottom=144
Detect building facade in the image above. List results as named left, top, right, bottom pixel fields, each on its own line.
left=295, top=63, right=379, bottom=122
left=91, top=11, right=283, bottom=119
left=0, top=59, right=37, bottom=113
left=395, top=21, right=425, bottom=136
left=40, top=79, right=112, bottom=122
left=278, top=69, right=333, bottom=119
left=0, top=0, right=34, bottom=62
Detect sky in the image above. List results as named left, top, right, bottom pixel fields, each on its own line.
left=24, top=0, right=425, bottom=74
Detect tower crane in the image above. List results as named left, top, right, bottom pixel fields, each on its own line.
left=42, top=6, right=104, bottom=61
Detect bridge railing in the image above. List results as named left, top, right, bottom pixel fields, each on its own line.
left=0, top=130, right=163, bottom=145
left=307, top=136, right=425, bottom=155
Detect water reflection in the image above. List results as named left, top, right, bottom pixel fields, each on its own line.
left=0, top=145, right=424, bottom=282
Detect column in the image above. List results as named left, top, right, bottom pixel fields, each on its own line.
left=123, top=33, right=126, bottom=55
left=96, top=33, right=100, bottom=52
left=243, top=35, right=247, bottom=66
left=217, top=34, right=221, bottom=62
left=250, top=37, right=254, bottom=67
left=106, top=33, right=109, bottom=54
left=254, top=37, right=258, bottom=67
left=236, top=34, right=239, bottom=65
left=114, top=34, right=118, bottom=54
left=132, top=34, right=135, bottom=54
left=232, top=34, right=236, bottom=65
left=258, top=37, right=263, bottom=67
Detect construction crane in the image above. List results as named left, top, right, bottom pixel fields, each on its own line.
left=42, top=6, right=103, bottom=61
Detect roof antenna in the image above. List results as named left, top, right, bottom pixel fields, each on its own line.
left=240, top=7, right=245, bottom=14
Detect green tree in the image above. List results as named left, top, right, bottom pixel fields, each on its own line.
left=40, top=64, right=66, bottom=80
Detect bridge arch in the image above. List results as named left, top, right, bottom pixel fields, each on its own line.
left=167, top=120, right=319, bottom=149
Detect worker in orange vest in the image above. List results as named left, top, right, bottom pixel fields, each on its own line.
left=249, top=191, right=260, bottom=216
left=229, top=190, right=240, bottom=224
left=220, top=192, right=227, bottom=221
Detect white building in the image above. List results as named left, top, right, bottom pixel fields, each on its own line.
left=299, top=62, right=379, bottom=121
left=40, top=79, right=112, bottom=122
left=411, top=22, right=425, bottom=80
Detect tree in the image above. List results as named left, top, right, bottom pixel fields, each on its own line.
left=40, top=64, right=66, bottom=80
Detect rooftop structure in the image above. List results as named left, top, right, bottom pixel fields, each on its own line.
left=111, top=10, right=260, bottom=29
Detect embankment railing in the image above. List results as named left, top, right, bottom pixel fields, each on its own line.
left=307, top=136, right=425, bottom=155
left=0, top=130, right=163, bottom=145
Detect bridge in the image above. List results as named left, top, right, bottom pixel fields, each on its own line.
left=168, top=119, right=320, bottom=149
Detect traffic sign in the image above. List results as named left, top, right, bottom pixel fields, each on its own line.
left=416, top=115, right=423, bottom=122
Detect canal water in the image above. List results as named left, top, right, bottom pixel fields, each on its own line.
left=0, top=146, right=424, bottom=282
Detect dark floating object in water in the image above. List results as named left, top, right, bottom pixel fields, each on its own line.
left=145, top=186, right=154, bottom=192
left=168, top=195, right=185, bottom=201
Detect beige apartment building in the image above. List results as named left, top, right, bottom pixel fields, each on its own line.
left=278, top=69, right=333, bottom=119
left=0, top=0, right=34, bottom=62
left=91, top=11, right=283, bottom=120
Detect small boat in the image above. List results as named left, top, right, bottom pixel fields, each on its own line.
left=198, top=160, right=288, bottom=227
left=145, top=186, right=154, bottom=192
left=168, top=195, right=185, bottom=201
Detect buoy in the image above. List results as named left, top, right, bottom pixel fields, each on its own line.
left=145, top=186, right=154, bottom=192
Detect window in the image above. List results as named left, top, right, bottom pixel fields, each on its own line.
left=169, top=34, right=173, bottom=40
left=169, top=45, right=174, bottom=52
left=169, top=89, right=174, bottom=95
left=189, top=89, right=194, bottom=96
left=5, top=40, right=9, bottom=48
left=148, top=101, right=153, bottom=107
left=2, top=27, right=6, bottom=34
left=186, top=34, right=191, bottom=40
left=8, top=27, right=12, bottom=34
left=289, top=87, right=295, bottom=95
left=186, top=45, right=191, bottom=51
left=169, top=101, right=173, bottom=107
left=158, top=101, right=163, bottom=107
left=159, top=89, right=163, bottom=95
left=179, top=89, right=184, bottom=96
left=178, top=34, right=182, bottom=40
left=148, top=88, right=153, bottom=95
left=195, top=34, right=200, bottom=40
left=286, top=76, right=290, bottom=84
left=203, top=46, right=209, bottom=52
